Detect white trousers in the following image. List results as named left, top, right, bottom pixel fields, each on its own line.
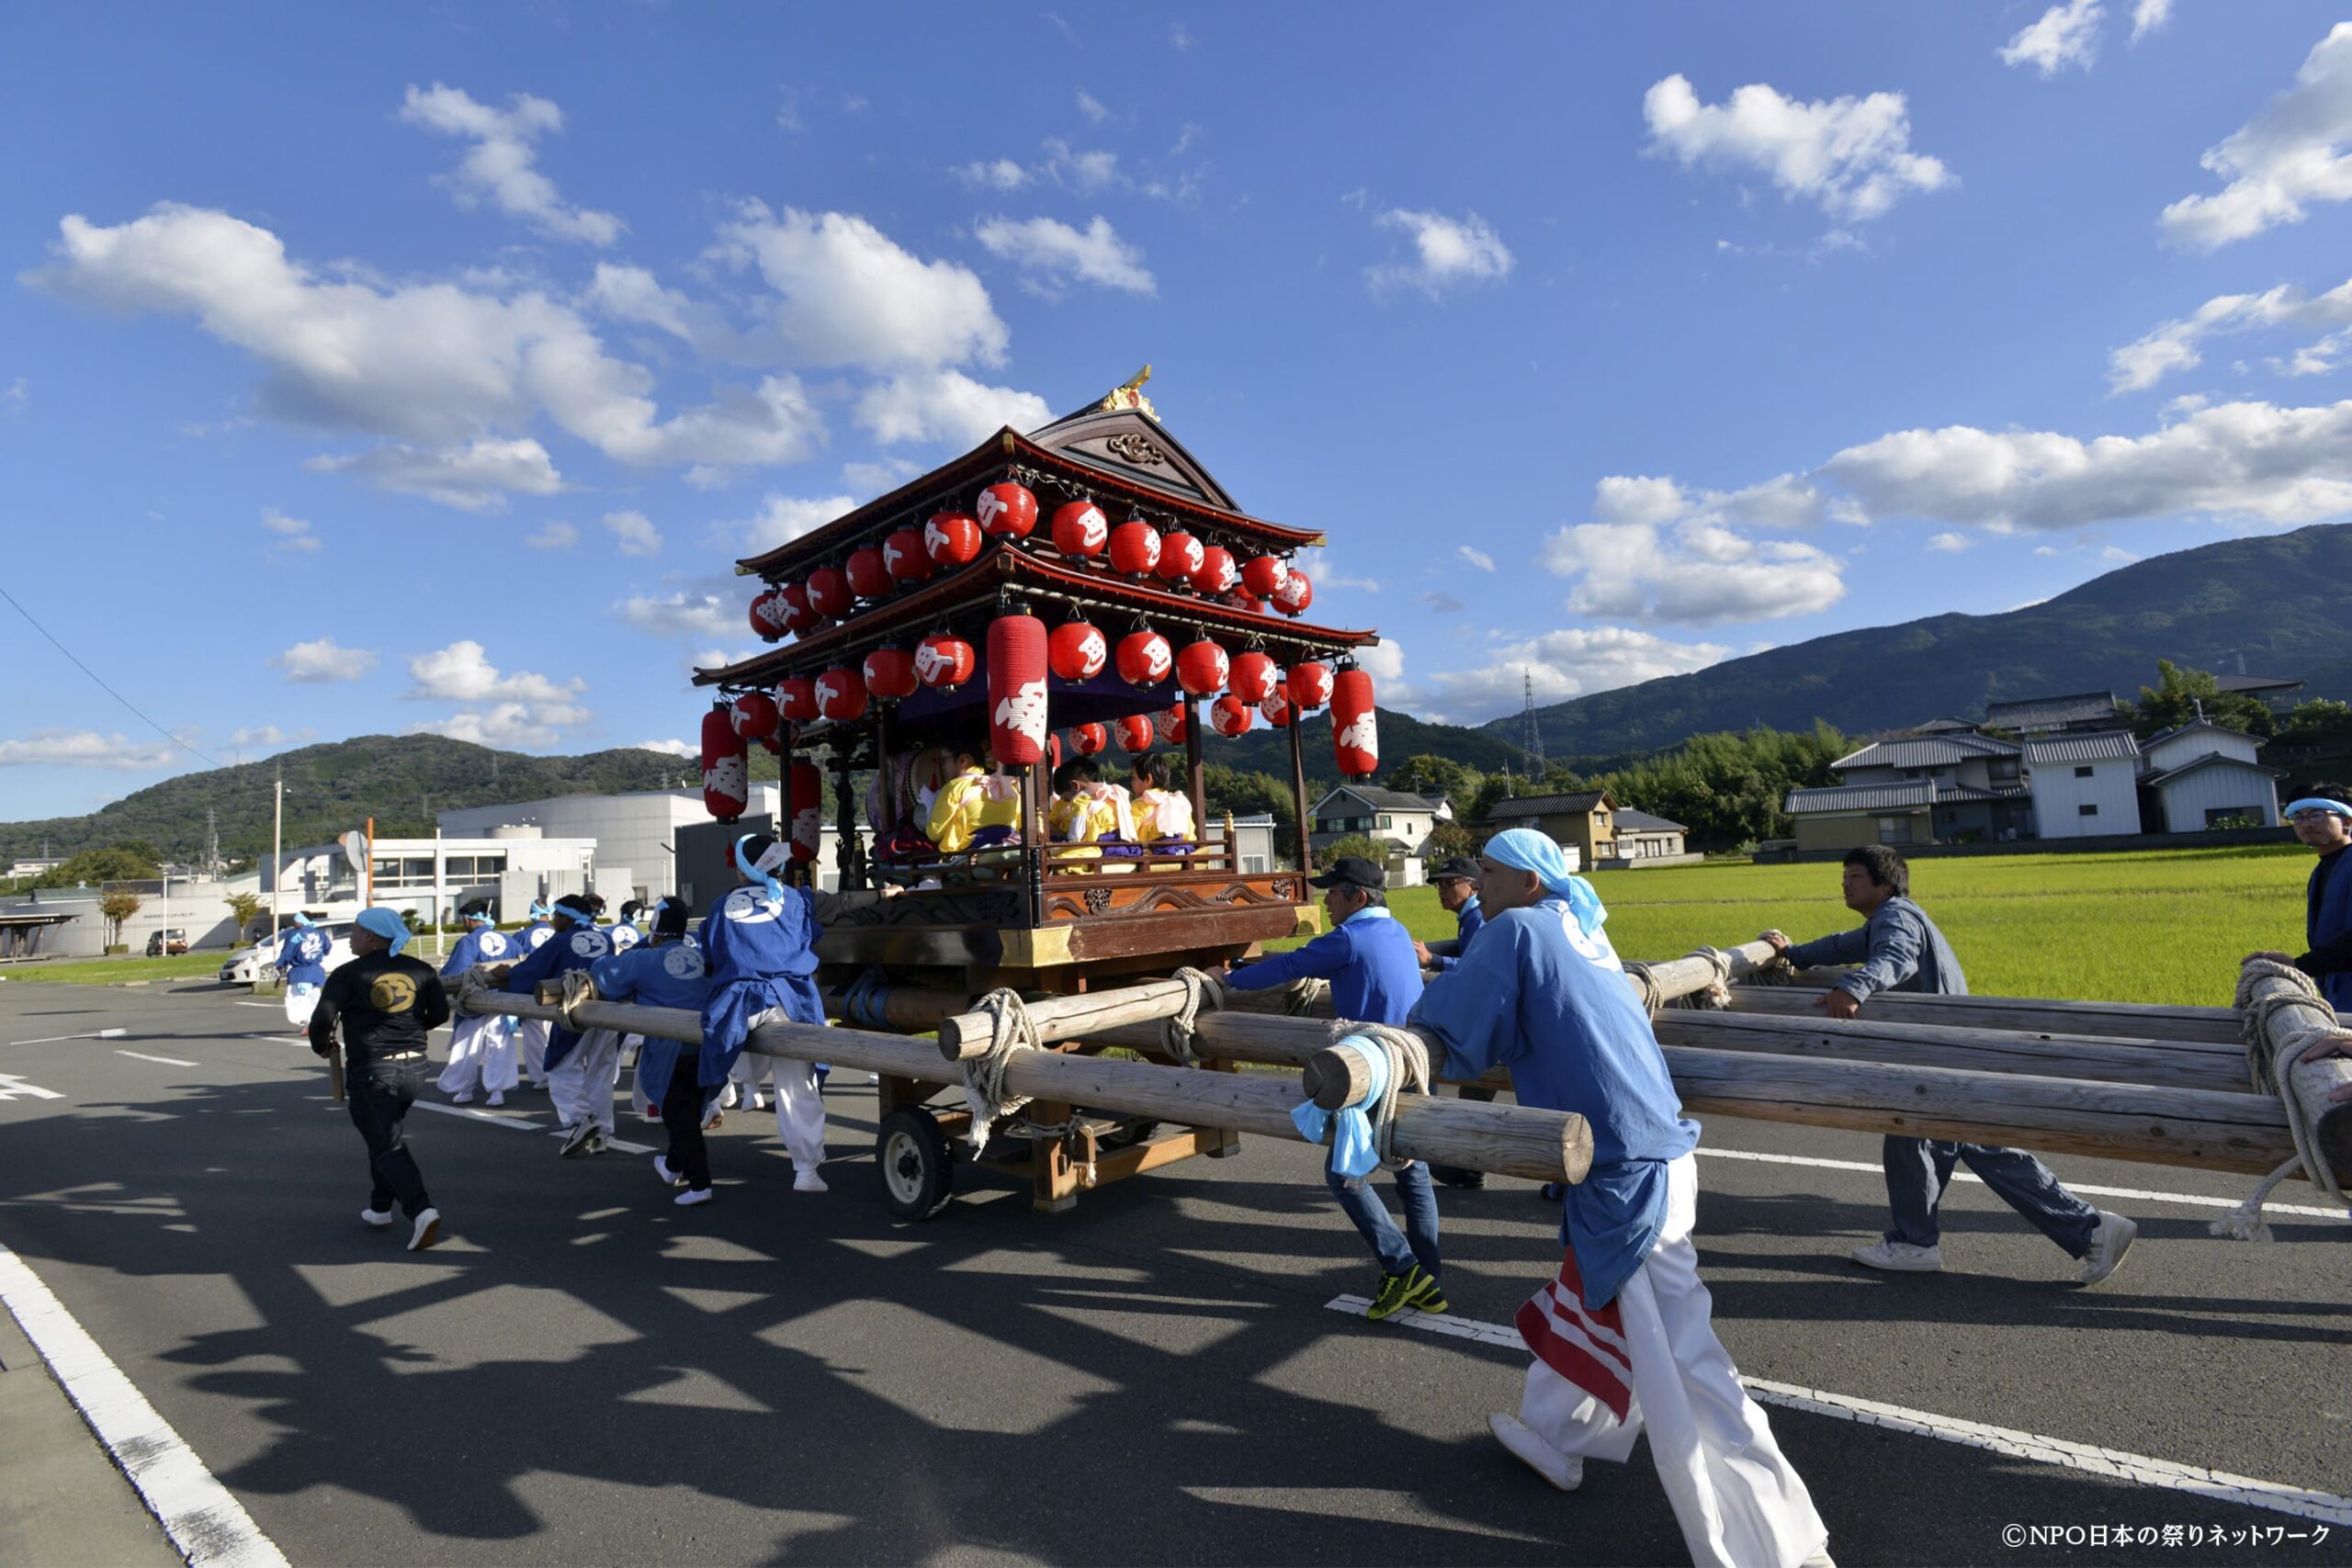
left=513, top=1017, right=549, bottom=1085
left=548, top=1028, right=620, bottom=1135
left=1519, top=1155, right=1826, bottom=1568
left=437, top=1013, right=517, bottom=1096
left=747, top=1008, right=826, bottom=1170
left=284, top=983, right=320, bottom=1030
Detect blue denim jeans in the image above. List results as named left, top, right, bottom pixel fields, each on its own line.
left=1882, top=1136, right=2097, bottom=1257
left=1328, top=1158, right=1441, bottom=1279
left=348, top=1056, right=433, bottom=1219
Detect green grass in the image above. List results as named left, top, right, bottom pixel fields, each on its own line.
left=3, top=953, right=234, bottom=986
left=1273, top=846, right=2315, bottom=1008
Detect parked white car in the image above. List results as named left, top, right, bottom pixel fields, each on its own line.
left=219, top=924, right=356, bottom=984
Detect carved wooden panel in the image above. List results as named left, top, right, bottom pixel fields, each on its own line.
left=827, top=887, right=1026, bottom=929
left=1040, top=874, right=1304, bottom=922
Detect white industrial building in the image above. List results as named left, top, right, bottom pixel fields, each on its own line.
left=437, top=787, right=781, bottom=901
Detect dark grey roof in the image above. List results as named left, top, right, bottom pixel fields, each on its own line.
left=1984, top=692, right=2120, bottom=730
left=1834, top=734, right=2019, bottom=771
left=2142, top=752, right=2287, bottom=787
left=2021, top=730, right=2142, bottom=763
left=2213, top=674, right=2303, bottom=694
left=1907, top=717, right=1978, bottom=734
left=2143, top=717, right=2262, bottom=749
left=1318, top=785, right=1442, bottom=812
left=1786, top=782, right=1933, bottom=813
left=1487, top=790, right=1611, bottom=818
left=1614, top=808, right=1688, bottom=832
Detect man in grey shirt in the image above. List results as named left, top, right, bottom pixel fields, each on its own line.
left=1766, top=845, right=2136, bottom=1287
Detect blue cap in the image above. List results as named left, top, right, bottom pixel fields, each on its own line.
left=355, top=907, right=410, bottom=957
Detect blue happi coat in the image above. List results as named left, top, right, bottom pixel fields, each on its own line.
left=606, top=919, right=641, bottom=953
left=1425, top=895, right=1487, bottom=974
left=590, top=940, right=715, bottom=1106
left=1410, top=894, right=1698, bottom=1310
left=502, top=922, right=613, bottom=1069
left=1223, top=905, right=1424, bottom=1025
left=514, top=919, right=554, bottom=958
left=697, top=885, right=826, bottom=1089
left=276, top=926, right=330, bottom=986
left=2309, top=848, right=2352, bottom=1011
left=439, top=924, right=513, bottom=978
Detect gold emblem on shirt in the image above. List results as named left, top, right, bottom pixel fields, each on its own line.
left=369, top=972, right=418, bottom=1013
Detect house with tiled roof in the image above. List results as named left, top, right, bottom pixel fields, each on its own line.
left=1483, top=789, right=1616, bottom=868
left=1308, top=784, right=1449, bottom=860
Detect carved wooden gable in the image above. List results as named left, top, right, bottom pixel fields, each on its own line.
left=1025, top=404, right=1241, bottom=513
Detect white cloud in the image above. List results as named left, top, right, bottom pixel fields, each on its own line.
left=1926, top=530, right=1971, bottom=552
left=1420, top=591, right=1466, bottom=614
left=1542, top=511, right=1848, bottom=625
left=0, top=729, right=183, bottom=770
left=1421, top=627, right=1732, bottom=723
left=854, top=369, right=1052, bottom=446
left=634, top=737, right=697, bottom=758
left=525, top=520, right=579, bottom=549
left=1819, top=398, right=2352, bottom=530
left=1353, top=641, right=1408, bottom=686
left=2131, top=0, right=2171, bottom=42
left=954, top=158, right=1033, bottom=191
left=398, top=84, right=623, bottom=246
left=2101, top=544, right=2142, bottom=564
left=1076, top=90, right=1109, bottom=124
left=3, top=377, right=25, bottom=414
left=260, top=507, right=319, bottom=552
left=1998, top=0, right=2104, bottom=77
left=1041, top=140, right=1122, bottom=193
left=842, top=457, right=922, bottom=491
left=411, top=702, right=590, bottom=750
left=2108, top=275, right=2352, bottom=392
left=975, top=214, right=1157, bottom=297
left=711, top=201, right=1010, bottom=367
left=615, top=586, right=737, bottom=639
left=1642, top=73, right=1952, bottom=221
left=2160, top=25, right=2352, bottom=250
left=603, top=508, right=662, bottom=557
left=716, top=492, right=858, bottom=556
left=1366, top=209, right=1513, bottom=298
left=1456, top=545, right=1496, bottom=572
left=273, top=637, right=379, bottom=683
left=227, top=724, right=312, bottom=750
left=305, top=437, right=563, bottom=513
left=402, top=639, right=590, bottom=749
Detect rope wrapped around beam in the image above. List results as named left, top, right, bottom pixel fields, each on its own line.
left=1325, top=1020, right=1432, bottom=1179
left=2211, top=960, right=2351, bottom=1240
left=960, top=987, right=1042, bottom=1150
left=1158, top=965, right=1225, bottom=1067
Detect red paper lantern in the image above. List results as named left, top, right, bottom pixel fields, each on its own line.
left=1231, top=589, right=1265, bottom=614
left=700, top=707, right=748, bottom=822
left=1191, top=545, right=1238, bottom=596
left=1209, top=694, right=1253, bottom=737
left=1115, top=714, right=1155, bottom=752
left=916, top=632, right=976, bottom=689
left=884, top=527, right=932, bottom=582
left=846, top=546, right=892, bottom=601
left=978, top=481, right=1037, bottom=539
left=1241, top=555, right=1290, bottom=600
left=786, top=761, right=822, bottom=863
left=987, top=614, right=1049, bottom=766
left=1175, top=638, right=1229, bottom=697
left=1071, top=721, right=1108, bottom=756
left=1331, top=667, right=1378, bottom=778
left=1272, top=570, right=1314, bottom=616
left=1154, top=703, right=1189, bottom=745
left=863, top=645, right=918, bottom=700
left=924, top=510, right=982, bottom=568
left=1288, top=661, right=1333, bottom=710
left=776, top=676, right=818, bottom=722
left=1262, top=682, right=1293, bottom=728
left=1108, top=520, right=1161, bottom=577
left=815, top=665, right=868, bottom=723
left=1227, top=650, right=1278, bottom=705
left=777, top=581, right=819, bottom=636
left=1157, top=531, right=1204, bottom=583
left=729, top=692, right=781, bottom=752
left=1050, top=501, right=1109, bottom=558
left=1115, top=628, right=1172, bottom=687
left=750, top=587, right=787, bottom=641
left=806, top=566, right=852, bottom=619
left=1048, top=619, right=1108, bottom=681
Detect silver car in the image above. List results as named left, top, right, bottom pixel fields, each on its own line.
left=219, top=923, right=356, bottom=984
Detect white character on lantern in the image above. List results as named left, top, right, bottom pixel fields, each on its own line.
left=817, top=675, right=846, bottom=709
left=705, top=752, right=748, bottom=806
left=994, top=679, right=1049, bottom=748
left=1077, top=628, right=1107, bottom=673
left=1142, top=640, right=1171, bottom=679
left=1337, top=716, right=1379, bottom=760
left=978, top=489, right=1006, bottom=529
left=885, top=538, right=910, bottom=573
left=1071, top=507, right=1106, bottom=549
left=792, top=803, right=822, bottom=856
left=924, top=519, right=950, bottom=556
left=916, top=641, right=957, bottom=684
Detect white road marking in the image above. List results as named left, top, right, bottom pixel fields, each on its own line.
left=0, top=1242, right=288, bottom=1567
left=1697, top=1145, right=2350, bottom=1223
left=1323, top=1297, right=2352, bottom=1527
left=116, top=1051, right=198, bottom=1067
left=0, top=1073, right=64, bottom=1101
left=231, top=1002, right=284, bottom=1010
left=6, top=1028, right=129, bottom=1045
left=410, top=1099, right=655, bottom=1155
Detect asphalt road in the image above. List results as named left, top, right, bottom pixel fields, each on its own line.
left=0, top=977, right=2346, bottom=1566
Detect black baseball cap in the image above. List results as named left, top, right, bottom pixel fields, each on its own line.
left=1309, top=855, right=1385, bottom=891
left=1431, top=857, right=1480, bottom=883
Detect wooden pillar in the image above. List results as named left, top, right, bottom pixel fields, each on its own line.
left=1285, top=710, right=1312, bottom=874
left=1184, top=704, right=1206, bottom=843
left=1020, top=761, right=1046, bottom=928
left=833, top=741, right=856, bottom=890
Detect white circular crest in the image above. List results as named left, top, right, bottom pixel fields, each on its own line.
left=477, top=931, right=508, bottom=958
left=662, top=945, right=706, bottom=979
left=570, top=930, right=610, bottom=958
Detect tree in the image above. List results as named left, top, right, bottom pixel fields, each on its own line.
left=2279, top=698, right=2352, bottom=739
left=223, top=891, right=266, bottom=942
left=2123, top=660, right=2273, bottom=739
left=1201, top=763, right=1299, bottom=846
left=98, top=886, right=142, bottom=949
left=1316, top=833, right=1388, bottom=870
left=38, top=842, right=160, bottom=887
left=1385, top=754, right=1481, bottom=807
left=1421, top=820, right=1479, bottom=862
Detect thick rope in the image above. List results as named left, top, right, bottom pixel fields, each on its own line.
left=2211, top=960, right=2351, bottom=1241
left=959, top=987, right=1041, bottom=1151
left=1325, top=1019, right=1432, bottom=1177
left=1669, top=946, right=1736, bottom=1011
left=1281, top=976, right=1331, bottom=1017
left=1620, top=961, right=1665, bottom=1018
left=555, top=967, right=598, bottom=1032
left=1158, top=966, right=1225, bottom=1067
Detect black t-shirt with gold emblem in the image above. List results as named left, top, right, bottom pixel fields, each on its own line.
left=309, top=951, right=451, bottom=1067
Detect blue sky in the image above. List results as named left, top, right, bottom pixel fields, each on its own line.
left=6, top=1, right=2352, bottom=818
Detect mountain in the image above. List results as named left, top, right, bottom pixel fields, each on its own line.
left=1210, top=705, right=1532, bottom=790
left=1485, top=523, right=2352, bottom=757
left=0, top=735, right=698, bottom=863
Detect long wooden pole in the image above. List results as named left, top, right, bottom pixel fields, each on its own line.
left=2238, top=963, right=2352, bottom=1177
left=456, top=989, right=1593, bottom=1183
left=1729, top=985, right=2239, bottom=1045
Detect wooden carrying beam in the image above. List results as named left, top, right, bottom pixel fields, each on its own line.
left=2237, top=964, right=2352, bottom=1179
left=1728, top=985, right=2239, bottom=1045
left=455, top=989, right=1592, bottom=1184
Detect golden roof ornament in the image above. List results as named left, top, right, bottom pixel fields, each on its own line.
left=1098, top=364, right=1158, bottom=422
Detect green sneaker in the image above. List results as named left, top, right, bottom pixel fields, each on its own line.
left=1413, top=1275, right=1450, bottom=1314
left=1367, top=1265, right=1443, bottom=1321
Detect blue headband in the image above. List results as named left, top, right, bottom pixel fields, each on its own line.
left=1484, top=827, right=1608, bottom=938
left=355, top=906, right=410, bottom=957
left=463, top=908, right=494, bottom=926
left=289, top=912, right=315, bottom=929
left=2286, top=797, right=2352, bottom=819
left=734, top=833, right=786, bottom=901
left=529, top=900, right=550, bottom=919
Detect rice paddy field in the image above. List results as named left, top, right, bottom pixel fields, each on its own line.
left=1347, top=845, right=2316, bottom=1008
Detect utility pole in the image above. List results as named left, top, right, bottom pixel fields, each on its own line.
left=1521, top=669, right=1545, bottom=770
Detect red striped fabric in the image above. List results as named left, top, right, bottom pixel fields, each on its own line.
left=1513, top=1247, right=1634, bottom=1422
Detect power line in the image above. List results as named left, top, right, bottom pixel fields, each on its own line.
left=0, top=581, right=220, bottom=769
